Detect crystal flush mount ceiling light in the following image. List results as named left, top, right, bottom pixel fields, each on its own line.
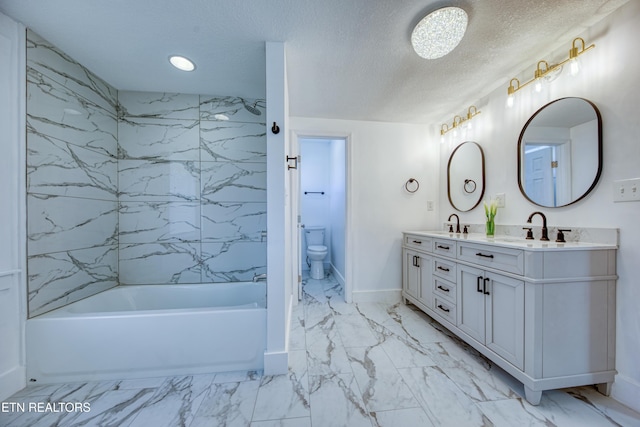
left=411, top=6, right=468, bottom=59
left=169, top=55, right=196, bottom=71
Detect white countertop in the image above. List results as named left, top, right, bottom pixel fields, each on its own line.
left=404, top=231, right=618, bottom=251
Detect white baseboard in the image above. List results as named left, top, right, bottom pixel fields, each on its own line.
left=612, top=374, right=640, bottom=413
left=263, top=350, right=288, bottom=375
left=329, top=264, right=345, bottom=287
left=0, top=366, right=26, bottom=401
left=351, top=289, right=402, bottom=304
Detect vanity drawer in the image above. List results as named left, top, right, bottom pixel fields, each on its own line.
left=433, top=297, right=456, bottom=324
left=457, top=242, right=524, bottom=275
left=433, top=276, right=456, bottom=304
left=433, top=239, right=457, bottom=257
left=433, top=257, right=457, bottom=282
left=404, top=234, right=432, bottom=252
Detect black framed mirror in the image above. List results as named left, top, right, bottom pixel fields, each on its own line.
left=518, top=97, right=602, bottom=208
left=447, top=141, right=485, bottom=212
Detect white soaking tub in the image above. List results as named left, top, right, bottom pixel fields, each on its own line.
left=26, top=282, right=266, bottom=384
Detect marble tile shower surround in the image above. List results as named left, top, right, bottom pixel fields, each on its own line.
left=26, top=29, right=119, bottom=317
left=26, top=29, right=267, bottom=316
left=116, top=91, right=267, bottom=286
left=3, top=274, right=640, bottom=427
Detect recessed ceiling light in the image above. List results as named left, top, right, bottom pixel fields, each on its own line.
left=411, top=7, right=468, bottom=59
left=169, top=55, right=196, bottom=71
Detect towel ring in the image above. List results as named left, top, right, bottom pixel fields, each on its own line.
left=405, top=178, right=419, bottom=193
left=464, top=179, right=477, bottom=194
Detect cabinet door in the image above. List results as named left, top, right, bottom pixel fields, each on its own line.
left=485, top=272, right=525, bottom=369
left=417, top=253, right=433, bottom=309
left=403, top=249, right=420, bottom=299
left=457, top=264, right=486, bottom=344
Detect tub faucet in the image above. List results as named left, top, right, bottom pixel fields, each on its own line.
left=448, top=213, right=461, bottom=233
left=252, top=273, right=267, bottom=282
left=527, top=211, right=549, bottom=241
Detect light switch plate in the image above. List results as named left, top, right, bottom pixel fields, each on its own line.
left=495, top=193, right=506, bottom=208
left=613, top=178, right=640, bottom=202
left=427, top=200, right=435, bottom=211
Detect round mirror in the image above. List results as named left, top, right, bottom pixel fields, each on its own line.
left=447, top=141, right=485, bottom=212
left=518, top=97, right=602, bottom=207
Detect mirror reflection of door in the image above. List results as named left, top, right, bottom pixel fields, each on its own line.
left=523, top=140, right=573, bottom=207
left=518, top=97, right=602, bottom=208
left=524, top=144, right=554, bottom=206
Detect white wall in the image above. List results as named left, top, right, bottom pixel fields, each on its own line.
left=0, top=11, right=26, bottom=400
left=436, top=0, right=640, bottom=411
left=290, top=117, right=440, bottom=302
left=329, top=139, right=346, bottom=280
left=265, top=41, right=290, bottom=375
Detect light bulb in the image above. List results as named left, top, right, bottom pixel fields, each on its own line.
left=569, top=58, right=581, bottom=76
left=506, top=94, right=514, bottom=108
left=534, top=80, right=543, bottom=93
left=169, top=55, right=196, bottom=71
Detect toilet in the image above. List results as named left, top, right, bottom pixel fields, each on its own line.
left=305, top=226, right=328, bottom=279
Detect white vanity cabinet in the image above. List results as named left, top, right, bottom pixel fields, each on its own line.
left=402, top=231, right=617, bottom=405
left=402, top=233, right=434, bottom=309
left=403, top=248, right=432, bottom=306
left=458, top=264, right=524, bottom=370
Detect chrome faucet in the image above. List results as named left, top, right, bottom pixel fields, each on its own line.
left=527, top=211, right=549, bottom=241
left=448, top=213, right=461, bottom=234
left=252, top=273, right=267, bottom=282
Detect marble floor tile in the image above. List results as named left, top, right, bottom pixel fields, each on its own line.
left=126, top=374, right=215, bottom=427
left=190, top=380, right=260, bottom=427
left=252, top=350, right=310, bottom=421
left=346, top=345, right=419, bottom=412
left=4, top=274, right=640, bottom=427
left=398, top=366, right=492, bottom=427
left=67, top=388, right=158, bottom=427
left=250, top=417, right=312, bottom=427
left=536, top=388, right=640, bottom=427
left=305, top=316, right=353, bottom=376
left=289, top=303, right=307, bottom=351
left=378, top=333, right=437, bottom=369
left=309, top=373, right=372, bottom=427
left=333, top=309, right=379, bottom=348
left=370, top=407, right=435, bottom=427
left=476, top=398, right=554, bottom=426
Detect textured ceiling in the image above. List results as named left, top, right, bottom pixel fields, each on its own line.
left=0, top=0, right=629, bottom=125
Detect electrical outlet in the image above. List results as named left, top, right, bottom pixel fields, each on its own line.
left=495, top=193, right=506, bottom=208
left=613, top=178, right=640, bottom=202
left=427, top=200, right=435, bottom=211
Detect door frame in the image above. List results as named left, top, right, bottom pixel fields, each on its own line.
left=291, top=130, right=353, bottom=303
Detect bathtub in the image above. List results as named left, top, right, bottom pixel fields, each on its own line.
left=26, top=282, right=267, bottom=384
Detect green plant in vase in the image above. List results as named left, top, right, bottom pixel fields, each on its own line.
left=484, top=199, right=498, bottom=237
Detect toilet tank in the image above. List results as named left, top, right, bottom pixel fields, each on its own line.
left=304, top=227, right=325, bottom=246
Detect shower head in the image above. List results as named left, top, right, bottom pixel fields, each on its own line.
left=242, top=99, right=262, bottom=116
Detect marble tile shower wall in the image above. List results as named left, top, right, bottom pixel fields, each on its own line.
left=26, top=30, right=267, bottom=317
left=26, top=30, right=119, bottom=317
left=117, top=91, right=267, bottom=285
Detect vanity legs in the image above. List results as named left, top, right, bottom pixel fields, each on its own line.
left=524, top=386, right=542, bottom=405
left=596, top=382, right=613, bottom=396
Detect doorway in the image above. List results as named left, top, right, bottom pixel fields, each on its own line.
left=294, top=134, right=350, bottom=303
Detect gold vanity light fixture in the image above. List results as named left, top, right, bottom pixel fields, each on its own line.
left=506, top=37, right=595, bottom=106
left=440, top=105, right=482, bottom=136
